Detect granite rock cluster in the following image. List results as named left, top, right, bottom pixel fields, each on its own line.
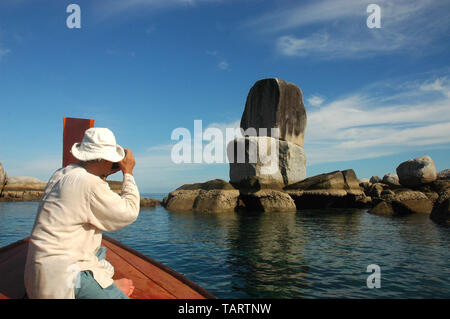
left=162, top=78, right=449, bottom=225
left=363, top=155, right=449, bottom=224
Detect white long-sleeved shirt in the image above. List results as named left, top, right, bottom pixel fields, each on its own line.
left=24, top=164, right=140, bottom=299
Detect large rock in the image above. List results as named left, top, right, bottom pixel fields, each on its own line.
left=285, top=170, right=362, bottom=191
left=370, top=176, right=382, bottom=184
left=391, top=189, right=433, bottom=214
left=228, top=136, right=306, bottom=188
left=239, top=189, right=296, bottom=212
left=437, top=169, right=450, bottom=180
left=3, top=176, right=47, bottom=191
left=369, top=189, right=433, bottom=216
left=342, top=169, right=362, bottom=189
left=194, top=189, right=241, bottom=213
left=287, top=189, right=370, bottom=209
left=140, top=197, right=161, bottom=208
left=430, top=190, right=450, bottom=225
left=382, top=173, right=400, bottom=187
left=240, top=78, right=307, bottom=147
left=285, top=170, right=370, bottom=209
left=165, top=189, right=200, bottom=212
left=368, top=183, right=389, bottom=198
left=164, top=179, right=240, bottom=213
left=396, top=155, right=437, bottom=187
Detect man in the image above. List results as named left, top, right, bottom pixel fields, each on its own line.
left=24, top=127, right=140, bottom=299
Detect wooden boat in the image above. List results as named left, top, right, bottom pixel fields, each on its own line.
left=0, top=117, right=215, bottom=299
left=0, top=235, right=215, bottom=299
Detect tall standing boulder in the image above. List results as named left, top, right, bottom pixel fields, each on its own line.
left=240, top=78, right=307, bottom=147
left=396, top=155, right=437, bottom=187
left=230, top=78, right=308, bottom=189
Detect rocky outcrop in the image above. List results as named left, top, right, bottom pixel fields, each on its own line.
left=3, top=176, right=47, bottom=190
left=0, top=175, right=160, bottom=205
left=140, top=197, right=161, bottom=208
left=437, top=169, right=450, bottom=180
left=240, top=78, right=307, bottom=147
left=285, top=170, right=371, bottom=209
left=430, top=190, right=450, bottom=225
left=368, top=175, right=449, bottom=217
left=382, top=173, right=400, bottom=187
left=164, top=179, right=240, bottom=213
left=0, top=176, right=46, bottom=201
left=370, top=176, right=382, bottom=184
left=286, top=170, right=361, bottom=191
left=363, top=156, right=449, bottom=218
left=164, top=189, right=200, bottom=212
left=228, top=136, right=306, bottom=188
left=396, top=155, right=437, bottom=187
left=369, top=188, right=433, bottom=216
left=239, top=189, right=296, bottom=212
left=287, top=189, right=370, bottom=209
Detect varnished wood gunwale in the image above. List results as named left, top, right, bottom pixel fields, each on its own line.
left=0, top=236, right=215, bottom=299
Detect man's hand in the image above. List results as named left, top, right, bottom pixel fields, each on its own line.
left=118, top=148, right=136, bottom=176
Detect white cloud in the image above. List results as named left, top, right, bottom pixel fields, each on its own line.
left=304, top=76, right=450, bottom=165
left=420, top=77, right=450, bottom=97
left=246, top=0, right=364, bottom=33
left=247, top=0, right=450, bottom=58
left=307, top=95, right=325, bottom=107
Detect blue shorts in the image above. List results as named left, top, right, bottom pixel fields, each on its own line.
left=74, top=247, right=130, bottom=299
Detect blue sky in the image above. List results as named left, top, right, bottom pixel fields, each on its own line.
left=0, top=0, right=449, bottom=193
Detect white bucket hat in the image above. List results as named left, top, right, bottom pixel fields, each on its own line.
left=71, top=127, right=125, bottom=163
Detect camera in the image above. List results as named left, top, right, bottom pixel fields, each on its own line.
left=112, top=150, right=127, bottom=170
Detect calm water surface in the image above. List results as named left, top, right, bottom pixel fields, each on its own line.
left=1, top=194, right=449, bottom=298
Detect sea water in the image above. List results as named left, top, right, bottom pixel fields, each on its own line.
left=1, top=195, right=449, bottom=298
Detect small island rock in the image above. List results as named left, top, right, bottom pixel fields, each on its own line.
left=396, top=155, right=437, bottom=187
